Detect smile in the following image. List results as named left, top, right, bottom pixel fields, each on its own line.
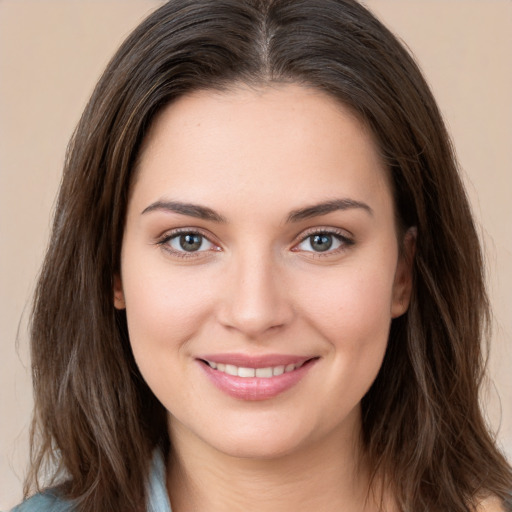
left=203, top=360, right=306, bottom=378
left=198, top=355, right=318, bottom=400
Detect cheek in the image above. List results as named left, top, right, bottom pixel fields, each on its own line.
left=300, top=263, right=394, bottom=334
left=121, top=259, right=217, bottom=357
left=120, top=260, right=220, bottom=411
left=293, top=261, right=396, bottom=381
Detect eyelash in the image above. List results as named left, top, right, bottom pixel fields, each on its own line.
left=155, top=228, right=220, bottom=259
left=292, top=228, right=355, bottom=257
left=155, top=227, right=354, bottom=259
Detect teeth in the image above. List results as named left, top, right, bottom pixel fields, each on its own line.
left=255, top=367, right=273, bottom=378
left=206, top=360, right=304, bottom=378
left=238, top=367, right=255, bottom=378
left=273, top=365, right=285, bottom=376
left=225, top=364, right=238, bottom=376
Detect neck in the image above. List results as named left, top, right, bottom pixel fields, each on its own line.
left=166, top=409, right=383, bottom=512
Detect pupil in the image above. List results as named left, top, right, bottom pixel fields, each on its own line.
left=311, top=234, right=332, bottom=252
left=180, top=233, right=202, bottom=251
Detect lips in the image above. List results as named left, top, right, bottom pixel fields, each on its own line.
left=197, top=354, right=318, bottom=400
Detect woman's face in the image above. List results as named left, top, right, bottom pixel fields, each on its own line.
left=115, top=85, right=414, bottom=459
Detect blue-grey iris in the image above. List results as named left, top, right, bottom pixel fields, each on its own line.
left=311, top=234, right=333, bottom=252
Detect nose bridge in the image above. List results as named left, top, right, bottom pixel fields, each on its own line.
left=219, top=244, right=292, bottom=338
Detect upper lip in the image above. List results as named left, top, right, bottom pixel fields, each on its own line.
left=198, top=353, right=317, bottom=368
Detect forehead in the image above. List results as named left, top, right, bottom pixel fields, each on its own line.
left=132, top=84, right=392, bottom=217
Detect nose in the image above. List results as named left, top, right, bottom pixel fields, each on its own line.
left=217, top=252, right=294, bottom=339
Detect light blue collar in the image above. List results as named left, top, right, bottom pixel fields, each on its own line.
left=147, top=450, right=172, bottom=512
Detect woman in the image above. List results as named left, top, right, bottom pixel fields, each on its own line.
left=14, top=0, right=512, bottom=510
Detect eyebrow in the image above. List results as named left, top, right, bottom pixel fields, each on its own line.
left=141, top=201, right=227, bottom=222
left=286, top=199, right=373, bottom=222
left=141, top=198, right=373, bottom=224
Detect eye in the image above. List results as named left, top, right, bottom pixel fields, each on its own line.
left=293, top=230, right=353, bottom=254
left=157, top=230, right=219, bottom=256
left=169, top=233, right=211, bottom=252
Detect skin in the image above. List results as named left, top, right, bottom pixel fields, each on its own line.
left=114, top=84, right=415, bottom=511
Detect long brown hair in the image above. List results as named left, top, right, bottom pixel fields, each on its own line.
left=27, top=0, right=511, bottom=510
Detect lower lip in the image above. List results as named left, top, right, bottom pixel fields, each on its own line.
left=198, top=360, right=316, bottom=401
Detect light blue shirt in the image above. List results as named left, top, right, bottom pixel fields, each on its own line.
left=11, top=451, right=172, bottom=512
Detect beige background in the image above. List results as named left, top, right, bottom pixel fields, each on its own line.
left=1, top=0, right=511, bottom=508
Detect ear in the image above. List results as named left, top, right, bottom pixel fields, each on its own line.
left=113, top=274, right=126, bottom=310
left=391, top=227, right=416, bottom=318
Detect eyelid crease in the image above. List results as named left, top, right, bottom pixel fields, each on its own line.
left=294, top=226, right=355, bottom=244
left=155, top=226, right=217, bottom=242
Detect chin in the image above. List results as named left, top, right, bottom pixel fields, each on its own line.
left=213, top=434, right=311, bottom=461
left=196, top=413, right=330, bottom=462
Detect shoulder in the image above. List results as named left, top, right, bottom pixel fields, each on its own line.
left=10, top=491, right=75, bottom=512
